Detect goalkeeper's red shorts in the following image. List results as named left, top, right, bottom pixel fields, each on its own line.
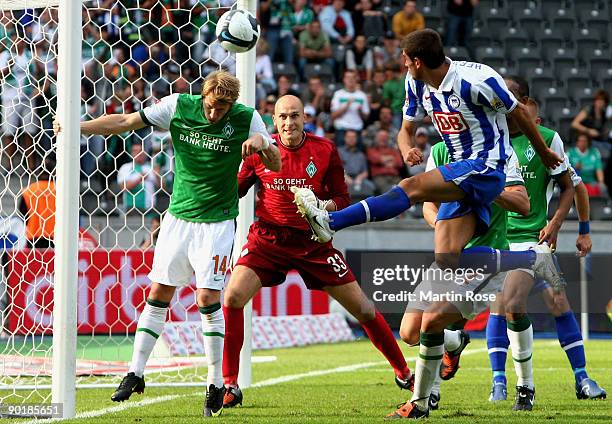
left=234, top=220, right=356, bottom=290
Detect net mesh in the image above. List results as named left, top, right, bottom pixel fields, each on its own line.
left=0, top=0, right=239, bottom=403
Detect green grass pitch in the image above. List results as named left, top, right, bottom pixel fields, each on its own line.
left=8, top=338, right=612, bottom=423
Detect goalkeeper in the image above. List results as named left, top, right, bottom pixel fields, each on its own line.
left=54, top=70, right=281, bottom=418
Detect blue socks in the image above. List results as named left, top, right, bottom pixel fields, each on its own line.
left=486, top=314, right=509, bottom=384
left=459, top=246, right=536, bottom=274
left=555, top=311, right=588, bottom=383
left=328, top=186, right=411, bottom=231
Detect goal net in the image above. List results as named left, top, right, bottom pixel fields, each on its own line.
left=0, top=0, right=242, bottom=404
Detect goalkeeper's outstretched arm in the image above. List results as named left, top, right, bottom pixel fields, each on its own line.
left=54, top=112, right=146, bottom=136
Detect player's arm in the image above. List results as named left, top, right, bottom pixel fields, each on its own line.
left=243, top=111, right=281, bottom=171
left=494, top=150, right=529, bottom=215
left=509, top=103, right=562, bottom=169
left=397, top=119, right=421, bottom=165
left=494, top=184, right=529, bottom=216
left=79, top=112, right=146, bottom=136
left=571, top=158, right=592, bottom=256
left=399, top=78, right=425, bottom=166
left=242, top=134, right=281, bottom=172
left=574, top=181, right=592, bottom=256
left=258, top=142, right=281, bottom=172
left=423, top=202, right=439, bottom=229
left=59, top=94, right=178, bottom=136
left=237, top=154, right=258, bottom=198
left=539, top=171, right=574, bottom=249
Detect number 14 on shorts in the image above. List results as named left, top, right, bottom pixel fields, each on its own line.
left=212, top=255, right=228, bottom=274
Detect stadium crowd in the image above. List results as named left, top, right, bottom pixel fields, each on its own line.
left=0, top=0, right=611, bottom=220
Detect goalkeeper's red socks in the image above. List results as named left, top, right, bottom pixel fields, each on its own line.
left=222, top=305, right=244, bottom=386
left=223, top=307, right=410, bottom=383
left=361, top=310, right=411, bottom=379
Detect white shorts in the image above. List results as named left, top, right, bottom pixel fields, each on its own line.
left=2, top=96, right=37, bottom=136
left=148, top=213, right=235, bottom=290
left=406, top=262, right=505, bottom=320
left=509, top=241, right=537, bottom=277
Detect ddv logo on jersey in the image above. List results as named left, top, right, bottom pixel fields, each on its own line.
left=432, top=111, right=469, bottom=134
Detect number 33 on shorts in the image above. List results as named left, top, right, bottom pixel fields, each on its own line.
left=327, top=253, right=349, bottom=277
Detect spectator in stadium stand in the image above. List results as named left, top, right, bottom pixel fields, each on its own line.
left=260, top=95, right=277, bottom=134
left=408, top=127, right=431, bottom=176
left=151, top=128, right=174, bottom=193
left=363, top=105, right=399, bottom=148
left=311, top=0, right=331, bottom=14
left=303, top=75, right=330, bottom=114
left=303, top=104, right=318, bottom=133
left=382, top=62, right=406, bottom=129
left=116, top=141, right=160, bottom=216
left=374, top=31, right=402, bottom=69
left=297, top=20, right=334, bottom=81
left=338, top=130, right=376, bottom=199
left=273, top=74, right=300, bottom=98
left=260, top=0, right=295, bottom=64
left=367, top=129, right=405, bottom=193
left=291, top=0, right=315, bottom=38
left=567, top=133, right=607, bottom=197
left=0, top=32, right=37, bottom=173
left=319, top=0, right=355, bottom=45
left=571, top=89, right=610, bottom=151
left=331, top=69, right=370, bottom=146
left=352, top=0, right=386, bottom=38
left=391, top=1, right=425, bottom=39
left=140, top=214, right=161, bottom=249
left=345, top=34, right=375, bottom=82
left=445, top=0, right=478, bottom=54
left=18, top=157, right=56, bottom=249
left=363, top=68, right=386, bottom=124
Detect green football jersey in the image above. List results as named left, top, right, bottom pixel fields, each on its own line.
left=506, top=125, right=567, bottom=243
left=426, top=142, right=522, bottom=250
left=141, top=93, right=269, bottom=222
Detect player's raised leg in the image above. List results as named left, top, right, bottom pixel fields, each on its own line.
left=323, top=282, right=412, bottom=387
left=111, top=282, right=175, bottom=402
left=222, top=265, right=263, bottom=407
left=294, top=167, right=464, bottom=243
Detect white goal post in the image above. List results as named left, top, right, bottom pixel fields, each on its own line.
left=0, top=0, right=256, bottom=418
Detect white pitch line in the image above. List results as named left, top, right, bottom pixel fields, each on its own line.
left=21, top=394, right=182, bottom=424
left=252, top=346, right=488, bottom=387
left=18, top=344, right=500, bottom=422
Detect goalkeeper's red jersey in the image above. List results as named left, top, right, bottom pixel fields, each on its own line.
left=238, top=132, right=350, bottom=232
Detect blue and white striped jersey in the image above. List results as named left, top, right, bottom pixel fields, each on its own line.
left=403, top=59, right=518, bottom=171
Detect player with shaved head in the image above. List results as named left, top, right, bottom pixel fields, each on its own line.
left=221, top=95, right=413, bottom=409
